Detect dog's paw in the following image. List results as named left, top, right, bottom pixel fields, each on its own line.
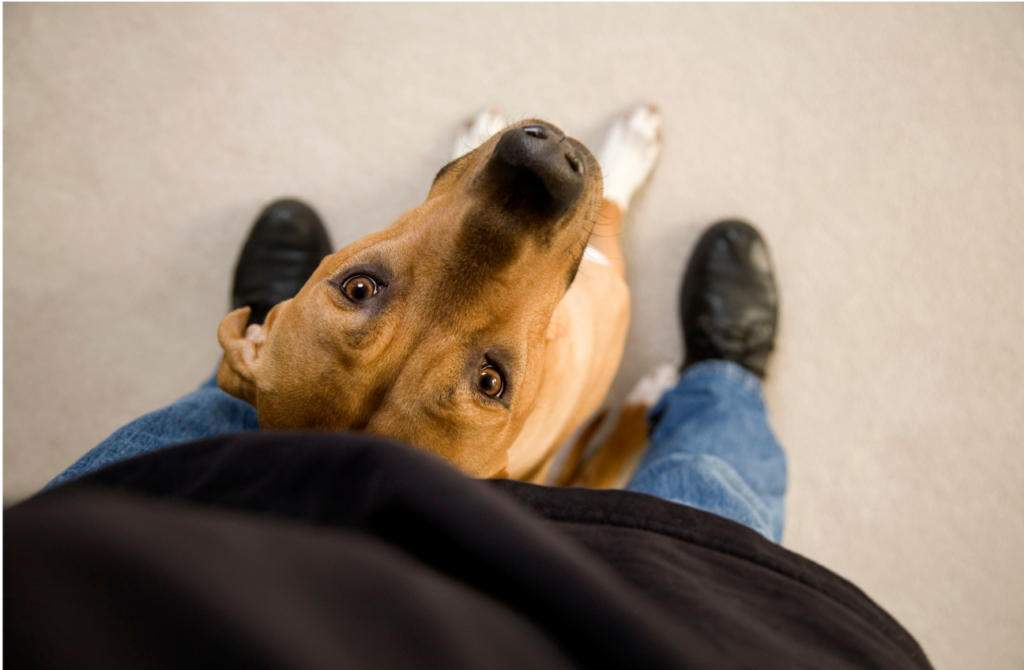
left=625, top=362, right=679, bottom=407
left=450, top=107, right=508, bottom=161
left=597, top=103, right=662, bottom=212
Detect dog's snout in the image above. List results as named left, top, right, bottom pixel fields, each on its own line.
left=522, top=125, right=549, bottom=140
left=487, top=121, right=586, bottom=214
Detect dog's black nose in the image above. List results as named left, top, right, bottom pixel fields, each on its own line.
left=485, top=121, right=586, bottom=214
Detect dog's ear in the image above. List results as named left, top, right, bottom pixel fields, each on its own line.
left=217, top=307, right=261, bottom=405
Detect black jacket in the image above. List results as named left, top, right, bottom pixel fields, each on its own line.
left=6, top=431, right=932, bottom=669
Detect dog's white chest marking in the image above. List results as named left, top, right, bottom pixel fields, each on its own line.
left=584, top=245, right=612, bottom=267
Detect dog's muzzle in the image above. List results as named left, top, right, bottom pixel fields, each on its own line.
left=481, top=121, right=586, bottom=216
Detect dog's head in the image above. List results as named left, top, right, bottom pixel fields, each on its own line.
left=217, top=120, right=602, bottom=477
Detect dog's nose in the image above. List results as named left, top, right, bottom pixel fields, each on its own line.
left=485, top=121, right=586, bottom=214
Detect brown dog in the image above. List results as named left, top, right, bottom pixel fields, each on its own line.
left=217, top=107, right=661, bottom=483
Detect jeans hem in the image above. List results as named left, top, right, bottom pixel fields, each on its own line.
left=681, top=359, right=765, bottom=403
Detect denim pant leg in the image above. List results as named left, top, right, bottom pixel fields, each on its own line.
left=625, top=360, right=787, bottom=543
left=45, top=372, right=259, bottom=490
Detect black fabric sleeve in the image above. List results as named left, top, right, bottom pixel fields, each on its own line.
left=5, top=431, right=933, bottom=669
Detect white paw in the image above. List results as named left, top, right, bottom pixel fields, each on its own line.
left=597, top=103, right=662, bottom=212
left=450, top=107, right=508, bottom=161
left=625, top=362, right=679, bottom=407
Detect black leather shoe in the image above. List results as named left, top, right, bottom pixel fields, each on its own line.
left=680, top=220, right=778, bottom=378
left=232, top=199, right=333, bottom=326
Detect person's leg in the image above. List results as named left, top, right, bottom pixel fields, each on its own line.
left=626, top=220, right=785, bottom=542
left=45, top=200, right=333, bottom=490
left=625, top=360, right=786, bottom=542
left=45, top=373, right=258, bottom=489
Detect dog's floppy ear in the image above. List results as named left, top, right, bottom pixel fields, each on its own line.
left=217, top=307, right=261, bottom=405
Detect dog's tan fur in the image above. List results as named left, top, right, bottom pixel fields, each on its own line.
left=505, top=198, right=628, bottom=483
left=218, top=119, right=630, bottom=482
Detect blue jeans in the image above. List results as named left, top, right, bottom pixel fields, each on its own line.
left=44, top=373, right=259, bottom=490
left=625, top=360, right=787, bottom=542
left=46, top=360, right=787, bottom=542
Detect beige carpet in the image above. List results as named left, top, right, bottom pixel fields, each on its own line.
left=5, top=4, right=1023, bottom=668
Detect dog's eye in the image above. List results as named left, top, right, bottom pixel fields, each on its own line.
left=478, top=364, right=504, bottom=398
left=341, top=275, right=379, bottom=302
